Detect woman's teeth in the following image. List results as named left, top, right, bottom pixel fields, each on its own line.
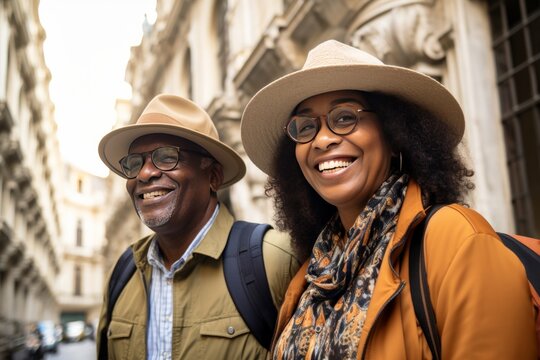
left=318, top=160, right=352, bottom=172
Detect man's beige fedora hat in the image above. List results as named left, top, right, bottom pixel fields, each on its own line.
left=241, top=39, right=465, bottom=176
left=99, top=94, right=246, bottom=187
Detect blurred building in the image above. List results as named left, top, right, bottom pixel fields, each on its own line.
left=0, top=0, right=62, bottom=356
left=56, top=164, right=107, bottom=328
left=101, top=99, right=150, bottom=277
left=103, top=0, right=540, bottom=266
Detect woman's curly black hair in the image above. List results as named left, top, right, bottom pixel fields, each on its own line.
left=265, top=91, right=475, bottom=261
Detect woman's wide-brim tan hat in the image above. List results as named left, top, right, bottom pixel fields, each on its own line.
left=241, top=39, right=465, bottom=176
left=99, top=94, right=246, bottom=187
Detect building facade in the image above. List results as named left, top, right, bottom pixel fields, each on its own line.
left=57, top=164, right=107, bottom=329
left=0, top=0, right=63, bottom=356
left=101, top=98, right=151, bottom=277
left=103, top=0, right=540, bottom=263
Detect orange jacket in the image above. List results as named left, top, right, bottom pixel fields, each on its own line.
left=273, top=180, right=537, bottom=359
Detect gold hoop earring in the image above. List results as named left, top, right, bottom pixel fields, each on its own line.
left=399, top=152, right=403, bottom=173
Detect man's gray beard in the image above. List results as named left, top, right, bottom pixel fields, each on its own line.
left=136, top=201, right=176, bottom=228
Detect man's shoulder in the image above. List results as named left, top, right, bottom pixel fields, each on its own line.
left=262, top=228, right=297, bottom=259
left=260, top=227, right=300, bottom=308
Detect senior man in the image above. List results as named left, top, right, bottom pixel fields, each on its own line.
left=96, top=94, right=299, bottom=359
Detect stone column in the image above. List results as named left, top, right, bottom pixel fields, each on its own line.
left=0, top=268, right=14, bottom=325
left=348, top=0, right=514, bottom=231
left=445, top=0, right=514, bottom=231
left=0, top=245, right=18, bottom=321
left=0, top=4, right=10, bottom=100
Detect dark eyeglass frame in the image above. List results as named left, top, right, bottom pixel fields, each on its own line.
left=119, top=146, right=211, bottom=179
left=284, top=105, right=374, bottom=144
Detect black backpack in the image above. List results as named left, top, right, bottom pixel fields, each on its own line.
left=98, top=221, right=275, bottom=360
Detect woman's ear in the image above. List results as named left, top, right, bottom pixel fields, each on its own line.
left=388, top=149, right=402, bottom=173
left=391, top=151, right=403, bottom=173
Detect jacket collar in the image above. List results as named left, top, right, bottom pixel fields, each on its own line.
left=357, top=179, right=427, bottom=352
left=388, top=178, right=426, bottom=259
left=192, top=204, right=234, bottom=259
left=364, top=178, right=426, bottom=300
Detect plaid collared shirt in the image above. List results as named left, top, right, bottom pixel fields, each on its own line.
left=146, top=204, right=220, bottom=360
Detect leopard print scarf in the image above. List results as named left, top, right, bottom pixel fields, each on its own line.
left=274, top=174, right=408, bottom=360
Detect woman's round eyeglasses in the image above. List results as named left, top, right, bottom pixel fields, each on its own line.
left=119, top=146, right=210, bottom=179
left=284, top=105, right=374, bottom=143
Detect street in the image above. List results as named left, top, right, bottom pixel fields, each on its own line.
left=45, top=339, right=95, bottom=360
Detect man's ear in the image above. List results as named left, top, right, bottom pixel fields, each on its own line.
left=209, top=162, right=224, bottom=193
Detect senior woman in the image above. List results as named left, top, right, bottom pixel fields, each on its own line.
left=240, top=40, right=536, bottom=359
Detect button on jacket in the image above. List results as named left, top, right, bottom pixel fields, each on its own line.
left=273, top=180, right=537, bottom=359
left=97, top=205, right=300, bottom=360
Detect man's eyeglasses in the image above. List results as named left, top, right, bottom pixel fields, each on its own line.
left=119, top=146, right=210, bottom=179
left=284, top=104, right=374, bottom=143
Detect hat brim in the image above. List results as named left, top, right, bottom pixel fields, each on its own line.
left=241, top=63, right=464, bottom=176
left=98, top=123, right=246, bottom=187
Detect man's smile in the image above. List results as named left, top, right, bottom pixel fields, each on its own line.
left=140, top=190, right=172, bottom=200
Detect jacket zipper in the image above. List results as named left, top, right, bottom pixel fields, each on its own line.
left=360, top=281, right=405, bottom=360
left=360, top=213, right=424, bottom=360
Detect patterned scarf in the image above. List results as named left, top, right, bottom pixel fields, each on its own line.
left=274, top=174, right=408, bottom=360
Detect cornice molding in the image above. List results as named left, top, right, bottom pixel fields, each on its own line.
left=8, top=0, right=29, bottom=49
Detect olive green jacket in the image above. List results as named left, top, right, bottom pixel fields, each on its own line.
left=97, top=206, right=300, bottom=360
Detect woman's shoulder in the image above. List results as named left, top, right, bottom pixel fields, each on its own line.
left=422, top=204, right=503, bottom=276
left=418, top=208, right=537, bottom=359
left=425, top=204, right=498, bottom=242
left=421, top=204, right=523, bottom=281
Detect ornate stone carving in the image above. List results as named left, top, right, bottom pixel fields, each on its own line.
left=349, top=0, right=452, bottom=76
left=4, top=140, right=22, bottom=166
left=0, top=102, right=14, bottom=133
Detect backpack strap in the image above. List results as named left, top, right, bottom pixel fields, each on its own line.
left=409, top=205, right=443, bottom=360
left=98, top=246, right=137, bottom=360
left=223, top=221, right=275, bottom=350
left=497, top=233, right=540, bottom=295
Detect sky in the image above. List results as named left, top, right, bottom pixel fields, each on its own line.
left=39, top=0, right=156, bottom=177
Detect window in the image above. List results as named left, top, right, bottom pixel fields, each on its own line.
left=74, top=265, right=82, bottom=296
left=183, top=48, right=193, bottom=99
left=77, top=177, right=83, bottom=193
left=76, top=219, right=83, bottom=247
left=489, top=0, right=540, bottom=237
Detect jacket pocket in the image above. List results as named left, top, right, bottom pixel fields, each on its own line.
left=199, top=316, right=250, bottom=338
left=107, top=320, right=134, bottom=360
left=195, top=316, right=267, bottom=359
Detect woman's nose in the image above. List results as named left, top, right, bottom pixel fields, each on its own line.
left=311, top=121, right=341, bottom=150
